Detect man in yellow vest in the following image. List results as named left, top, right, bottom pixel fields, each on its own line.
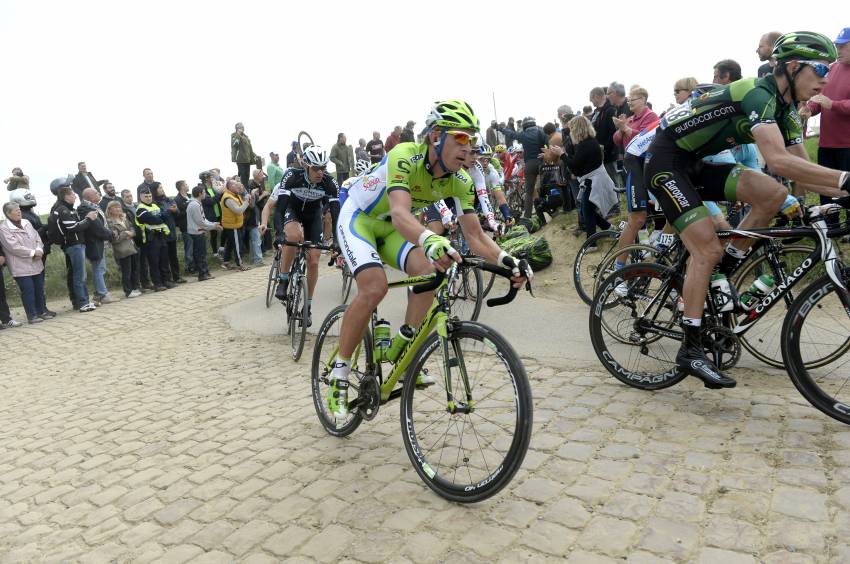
left=135, top=186, right=175, bottom=291
left=220, top=178, right=251, bottom=270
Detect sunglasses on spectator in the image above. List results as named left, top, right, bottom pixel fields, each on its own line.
left=308, top=165, right=327, bottom=172
left=445, top=130, right=479, bottom=146
left=626, top=97, right=645, bottom=103
left=798, top=61, right=829, bottom=78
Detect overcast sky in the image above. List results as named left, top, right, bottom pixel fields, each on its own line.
left=0, top=0, right=839, bottom=213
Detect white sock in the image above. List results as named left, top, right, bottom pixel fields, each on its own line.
left=682, top=316, right=702, bottom=327
left=332, top=357, right=351, bottom=380
left=725, top=244, right=747, bottom=259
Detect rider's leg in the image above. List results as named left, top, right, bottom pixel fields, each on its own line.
left=725, top=170, right=786, bottom=252
left=306, top=248, right=320, bottom=298
left=616, top=210, right=647, bottom=264
left=679, top=216, right=724, bottom=322
left=338, top=267, right=388, bottom=359
left=281, top=222, right=303, bottom=272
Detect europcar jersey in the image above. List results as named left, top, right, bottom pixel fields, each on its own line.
left=660, top=76, right=802, bottom=158
left=345, top=142, right=475, bottom=219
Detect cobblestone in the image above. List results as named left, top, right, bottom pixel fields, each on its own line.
left=1, top=267, right=849, bottom=561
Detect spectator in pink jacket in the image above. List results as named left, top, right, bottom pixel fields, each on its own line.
left=611, top=86, right=659, bottom=268
left=804, top=27, right=850, bottom=213
left=0, top=202, right=55, bottom=324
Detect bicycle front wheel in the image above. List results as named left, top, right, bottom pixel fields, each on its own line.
left=449, top=265, right=483, bottom=321
left=266, top=260, right=279, bottom=308
left=732, top=244, right=816, bottom=368
left=781, top=274, right=850, bottom=425
left=400, top=322, right=532, bottom=503
left=290, top=278, right=309, bottom=361
left=590, top=263, right=687, bottom=390
left=574, top=230, right=622, bottom=305
left=311, top=305, right=367, bottom=436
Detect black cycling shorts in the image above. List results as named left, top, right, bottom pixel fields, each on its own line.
left=645, top=130, right=745, bottom=232
left=283, top=204, right=324, bottom=243
left=625, top=154, right=648, bottom=213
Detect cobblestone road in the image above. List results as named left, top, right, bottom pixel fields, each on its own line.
left=2, top=266, right=850, bottom=563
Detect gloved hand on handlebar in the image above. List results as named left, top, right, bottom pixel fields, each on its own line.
left=498, top=251, right=534, bottom=290
left=419, top=230, right=460, bottom=270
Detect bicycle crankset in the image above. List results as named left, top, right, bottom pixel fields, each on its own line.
left=357, top=373, right=381, bottom=421
left=701, top=325, right=741, bottom=371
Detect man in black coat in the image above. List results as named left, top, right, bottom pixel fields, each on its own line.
left=79, top=187, right=117, bottom=304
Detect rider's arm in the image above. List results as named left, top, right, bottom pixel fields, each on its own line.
left=458, top=213, right=502, bottom=263
left=260, top=196, right=276, bottom=232
left=324, top=176, right=341, bottom=247
left=752, top=124, right=847, bottom=197
left=434, top=199, right=454, bottom=226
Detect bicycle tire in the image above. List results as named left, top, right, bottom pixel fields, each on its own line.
left=590, top=263, right=687, bottom=390
left=449, top=265, right=483, bottom=321
left=400, top=322, right=532, bottom=502
left=290, top=278, right=309, bottom=361
left=296, top=131, right=314, bottom=153
left=311, top=304, right=366, bottom=436
left=341, top=263, right=353, bottom=304
left=591, top=243, right=670, bottom=302
left=265, top=260, right=279, bottom=308
left=573, top=229, right=621, bottom=305
left=731, top=244, right=817, bottom=369
left=781, top=274, right=850, bottom=425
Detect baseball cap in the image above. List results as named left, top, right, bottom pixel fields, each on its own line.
left=836, top=27, right=850, bottom=45
left=291, top=141, right=298, bottom=147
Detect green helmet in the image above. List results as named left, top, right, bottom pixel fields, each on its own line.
left=426, top=100, right=480, bottom=131
left=772, top=31, right=838, bottom=63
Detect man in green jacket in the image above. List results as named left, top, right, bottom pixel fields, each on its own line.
left=266, top=151, right=285, bottom=190
left=329, top=133, right=355, bottom=184
left=231, top=122, right=255, bottom=189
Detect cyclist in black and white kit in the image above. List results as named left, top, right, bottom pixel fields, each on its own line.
left=259, top=146, right=340, bottom=323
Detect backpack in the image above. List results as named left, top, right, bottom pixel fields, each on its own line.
left=46, top=208, right=64, bottom=246
left=498, top=233, right=553, bottom=271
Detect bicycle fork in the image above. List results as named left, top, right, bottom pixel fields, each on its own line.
left=439, top=313, right=475, bottom=414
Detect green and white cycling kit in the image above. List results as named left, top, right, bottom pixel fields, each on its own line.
left=428, top=160, right=504, bottom=231
left=338, top=142, right=476, bottom=275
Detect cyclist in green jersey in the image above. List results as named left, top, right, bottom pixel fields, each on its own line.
left=645, top=31, right=850, bottom=389
left=329, top=100, right=533, bottom=419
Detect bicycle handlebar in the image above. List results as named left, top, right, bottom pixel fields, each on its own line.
left=279, top=239, right=333, bottom=251
left=409, top=258, right=527, bottom=307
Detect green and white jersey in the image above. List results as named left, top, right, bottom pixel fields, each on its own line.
left=345, top=142, right=476, bottom=220
left=661, top=76, right=803, bottom=158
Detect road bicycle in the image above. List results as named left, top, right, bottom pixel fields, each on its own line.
left=310, top=257, right=533, bottom=502
left=589, top=204, right=850, bottom=424
left=279, top=239, right=332, bottom=361
left=265, top=248, right=282, bottom=308
left=327, top=251, right=354, bottom=304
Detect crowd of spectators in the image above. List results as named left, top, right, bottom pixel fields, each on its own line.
left=1, top=27, right=848, bottom=328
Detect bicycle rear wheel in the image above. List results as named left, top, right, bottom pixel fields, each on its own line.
left=400, top=322, right=532, bottom=502
left=781, top=274, right=850, bottom=425
left=449, top=265, right=483, bottom=321
left=574, top=229, right=622, bottom=305
left=590, top=263, right=687, bottom=390
left=311, top=305, right=368, bottom=436
left=731, top=244, right=816, bottom=368
left=290, top=277, right=309, bottom=361
left=266, top=258, right=279, bottom=308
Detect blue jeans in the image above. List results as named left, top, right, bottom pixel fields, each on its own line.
left=181, top=230, right=195, bottom=271
left=14, top=272, right=46, bottom=320
left=64, top=244, right=89, bottom=307
left=91, top=256, right=108, bottom=297
left=248, top=227, right=262, bottom=264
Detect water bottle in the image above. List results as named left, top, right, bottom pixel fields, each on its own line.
left=710, top=273, right=735, bottom=313
left=738, top=274, right=776, bottom=311
left=373, top=319, right=392, bottom=362
left=385, top=324, right=415, bottom=364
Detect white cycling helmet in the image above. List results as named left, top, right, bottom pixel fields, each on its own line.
left=9, top=188, right=37, bottom=208
left=301, top=145, right=329, bottom=167
left=355, top=159, right=371, bottom=175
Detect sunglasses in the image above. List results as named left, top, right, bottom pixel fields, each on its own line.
left=799, top=60, right=830, bottom=78
left=308, top=165, right=327, bottom=172
left=445, top=130, right=479, bottom=146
